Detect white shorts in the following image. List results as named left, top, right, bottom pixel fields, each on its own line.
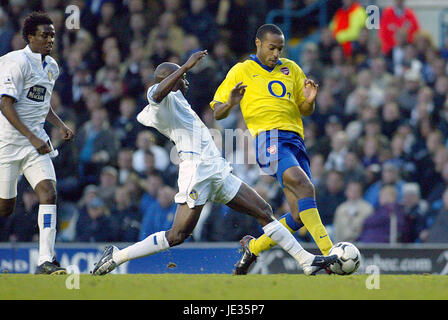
left=0, top=143, right=56, bottom=199
left=175, top=158, right=242, bottom=208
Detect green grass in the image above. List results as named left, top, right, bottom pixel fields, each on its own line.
left=1, top=274, right=448, bottom=300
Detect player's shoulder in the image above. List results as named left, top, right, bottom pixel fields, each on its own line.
left=1, top=48, right=28, bottom=68
left=227, top=61, right=246, bottom=73
left=279, top=58, right=300, bottom=69
left=279, top=58, right=305, bottom=75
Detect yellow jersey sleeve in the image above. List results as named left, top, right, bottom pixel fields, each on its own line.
left=294, top=64, right=307, bottom=108
left=210, top=63, right=241, bottom=110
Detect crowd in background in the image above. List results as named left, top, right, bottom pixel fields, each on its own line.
left=1, top=0, right=448, bottom=246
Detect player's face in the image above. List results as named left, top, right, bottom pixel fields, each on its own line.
left=29, top=24, right=55, bottom=57
left=178, top=73, right=190, bottom=95
left=256, top=32, right=284, bottom=68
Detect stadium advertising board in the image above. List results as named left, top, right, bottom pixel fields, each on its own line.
left=0, top=243, right=447, bottom=275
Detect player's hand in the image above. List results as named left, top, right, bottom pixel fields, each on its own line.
left=60, top=125, right=74, bottom=141
left=303, top=78, right=319, bottom=104
left=30, top=136, right=51, bottom=155
left=183, top=50, right=208, bottom=70
left=228, top=82, right=247, bottom=107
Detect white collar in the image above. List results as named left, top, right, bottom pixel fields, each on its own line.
left=24, top=45, right=50, bottom=64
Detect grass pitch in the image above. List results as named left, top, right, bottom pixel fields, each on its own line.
left=1, top=274, right=447, bottom=300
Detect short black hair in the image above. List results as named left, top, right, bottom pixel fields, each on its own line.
left=256, top=24, right=283, bottom=41
left=22, top=11, right=53, bottom=44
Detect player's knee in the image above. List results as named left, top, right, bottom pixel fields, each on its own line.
left=38, top=188, right=57, bottom=204
left=166, top=230, right=189, bottom=247
left=257, top=202, right=274, bottom=225
left=0, top=199, right=15, bottom=218
left=283, top=174, right=314, bottom=198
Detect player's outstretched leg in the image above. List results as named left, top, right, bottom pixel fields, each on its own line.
left=92, top=204, right=203, bottom=275
left=226, top=180, right=337, bottom=275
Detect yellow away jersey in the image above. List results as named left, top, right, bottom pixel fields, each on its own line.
left=210, top=55, right=307, bottom=138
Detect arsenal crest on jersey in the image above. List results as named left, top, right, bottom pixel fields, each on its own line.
left=267, top=145, right=277, bottom=155
left=280, top=67, right=289, bottom=75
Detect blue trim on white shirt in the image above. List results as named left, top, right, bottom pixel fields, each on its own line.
left=178, top=150, right=201, bottom=155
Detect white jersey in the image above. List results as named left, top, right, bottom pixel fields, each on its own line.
left=0, top=45, right=59, bottom=146
left=137, top=83, right=222, bottom=162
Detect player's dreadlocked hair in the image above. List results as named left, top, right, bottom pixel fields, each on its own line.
left=256, top=24, right=283, bottom=41
left=22, top=11, right=53, bottom=44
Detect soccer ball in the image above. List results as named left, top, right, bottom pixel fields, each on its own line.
left=328, top=242, right=361, bottom=275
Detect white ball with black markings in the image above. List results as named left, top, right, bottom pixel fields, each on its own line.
left=328, top=242, right=361, bottom=275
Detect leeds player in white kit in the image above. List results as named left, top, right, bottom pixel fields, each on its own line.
left=0, top=12, right=74, bottom=274
left=92, top=51, right=337, bottom=276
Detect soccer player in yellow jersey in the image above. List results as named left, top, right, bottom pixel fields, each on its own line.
left=210, top=24, right=334, bottom=274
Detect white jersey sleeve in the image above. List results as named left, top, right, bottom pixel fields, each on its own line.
left=0, top=60, right=26, bottom=101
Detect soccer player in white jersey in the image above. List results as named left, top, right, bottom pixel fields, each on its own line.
left=0, top=12, right=74, bottom=274
left=92, top=50, right=337, bottom=276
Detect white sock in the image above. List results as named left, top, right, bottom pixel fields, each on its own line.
left=113, top=231, right=170, bottom=265
left=37, top=204, right=57, bottom=265
left=263, top=220, right=313, bottom=265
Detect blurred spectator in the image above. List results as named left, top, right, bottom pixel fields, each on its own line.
left=310, top=153, right=326, bottom=189
left=75, top=197, right=113, bottom=242
left=97, top=166, right=119, bottom=209
left=2, top=187, right=39, bottom=242
left=325, top=130, right=349, bottom=172
left=76, top=107, right=119, bottom=184
left=313, top=115, right=344, bottom=159
left=149, top=33, right=175, bottom=68
left=181, top=0, right=219, bottom=50
left=329, top=0, right=367, bottom=57
left=183, top=34, right=217, bottom=115
left=0, top=8, right=13, bottom=55
left=116, top=148, right=139, bottom=185
left=364, top=162, right=405, bottom=208
left=316, top=170, right=346, bottom=226
left=110, top=186, right=141, bottom=242
left=379, top=0, right=420, bottom=55
left=381, top=102, right=401, bottom=139
left=300, top=42, right=324, bottom=85
left=113, top=96, right=143, bottom=149
left=146, top=11, right=185, bottom=58
left=217, top=0, right=266, bottom=57
left=318, top=27, right=338, bottom=66
left=133, top=130, right=170, bottom=173
left=122, top=40, right=147, bottom=96
left=342, top=150, right=366, bottom=184
left=421, top=188, right=448, bottom=243
left=426, top=162, right=448, bottom=209
left=139, top=173, right=164, bottom=215
left=211, top=39, right=238, bottom=87
left=401, top=183, right=428, bottom=243
left=139, top=186, right=177, bottom=240
left=333, top=180, right=374, bottom=242
left=358, top=185, right=409, bottom=243
left=50, top=120, right=80, bottom=201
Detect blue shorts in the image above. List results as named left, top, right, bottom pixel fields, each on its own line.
left=255, top=130, right=312, bottom=188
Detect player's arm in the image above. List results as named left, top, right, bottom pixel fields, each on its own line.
left=152, top=50, right=208, bottom=103
left=300, top=79, right=319, bottom=117
left=213, top=82, right=247, bottom=120
left=46, top=106, right=74, bottom=140
left=0, top=95, right=50, bottom=154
